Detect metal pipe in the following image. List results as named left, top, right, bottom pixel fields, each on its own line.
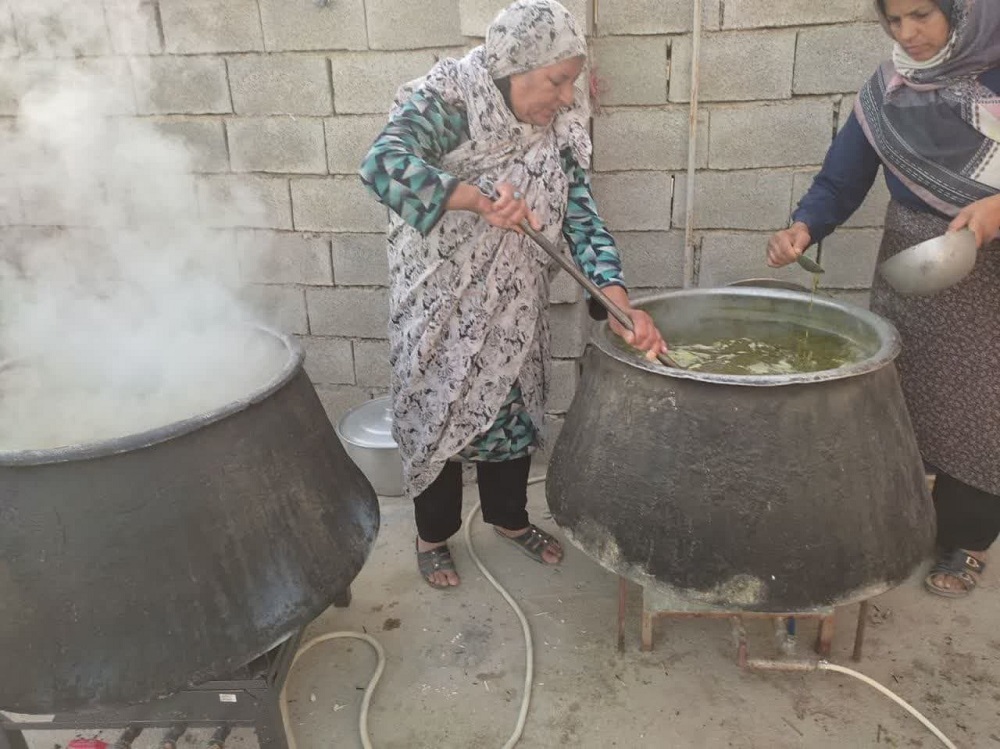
left=683, top=0, right=704, bottom=288
left=745, top=658, right=820, bottom=672
left=159, top=725, right=187, bottom=749
left=113, top=726, right=142, bottom=749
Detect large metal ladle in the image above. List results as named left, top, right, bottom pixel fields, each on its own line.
left=878, top=228, right=977, bottom=296
left=518, top=221, right=683, bottom=369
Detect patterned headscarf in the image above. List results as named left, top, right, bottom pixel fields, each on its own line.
left=484, top=0, right=592, bottom=168
left=856, top=0, right=1000, bottom=215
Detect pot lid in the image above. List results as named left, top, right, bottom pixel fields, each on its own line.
left=336, top=396, right=397, bottom=449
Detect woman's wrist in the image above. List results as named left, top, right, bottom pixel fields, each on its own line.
left=446, top=183, right=490, bottom=215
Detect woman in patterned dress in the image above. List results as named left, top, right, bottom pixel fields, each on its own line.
left=767, top=0, right=1000, bottom=598
left=359, top=0, right=667, bottom=588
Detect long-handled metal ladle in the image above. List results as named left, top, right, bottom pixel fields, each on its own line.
left=517, top=221, right=683, bottom=369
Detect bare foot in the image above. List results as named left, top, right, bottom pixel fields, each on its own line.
left=417, top=537, right=460, bottom=587
left=495, top=525, right=563, bottom=565
left=927, top=549, right=986, bottom=594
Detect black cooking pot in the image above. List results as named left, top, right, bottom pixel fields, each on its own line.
left=547, top=288, right=935, bottom=612
left=0, top=331, right=379, bottom=712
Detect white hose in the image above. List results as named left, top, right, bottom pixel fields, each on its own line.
left=460, top=473, right=547, bottom=749
left=817, top=662, right=957, bottom=749
left=279, top=475, right=544, bottom=749
left=279, top=631, right=386, bottom=749
left=277, top=475, right=955, bottom=749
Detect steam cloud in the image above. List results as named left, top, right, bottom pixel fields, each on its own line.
left=0, top=2, right=287, bottom=451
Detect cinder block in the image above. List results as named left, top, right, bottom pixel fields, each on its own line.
left=159, top=0, right=263, bottom=54
left=839, top=95, right=857, bottom=130
left=818, top=228, right=882, bottom=288
left=228, top=54, right=332, bottom=116
left=616, top=231, right=685, bottom=288
left=794, top=25, right=892, bottom=95
left=0, top=183, right=21, bottom=224
left=136, top=56, right=231, bottom=115
left=1, top=1, right=19, bottom=57
left=258, top=0, right=367, bottom=52
left=670, top=30, right=796, bottom=103
left=198, top=175, right=293, bottom=230
left=331, top=233, right=389, bottom=286
left=708, top=99, right=835, bottom=169
left=242, top=284, right=308, bottom=335
left=152, top=118, right=229, bottom=173
left=542, top=414, right=565, bottom=453
left=590, top=37, right=668, bottom=107
left=354, top=339, right=391, bottom=387
left=315, top=385, right=375, bottom=426
left=306, top=287, right=391, bottom=338
left=329, top=50, right=465, bottom=114
left=549, top=269, right=583, bottom=304
left=10, top=0, right=111, bottom=57
left=591, top=172, right=673, bottom=231
left=673, top=170, right=793, bottom=231
left=461, top=0, right=591, bottom=36
left=228, top=117, right=327, bottom=175
left=791, top=169, right=889, bottom=230
left=105, top=0, right=162, bottom=54
left=236, top=230, right=333, bottom=285
left=302, top=336, right=355, bottom=385
left=826, top=289, right=871, bottom=309
left=292, top=177, right=387, bottom=233
left=592, top=107, right=707, bottom=171
left=367, top=0, right=463, bottom=50
left=548, top=358, right=579, bottom=413
left=327, top=116, right=388, bottom=174
left=698, top=231, right=805, bottom=288
left=549, top=301, right=589, bottom=358
left=723, top=0, right=874, bottom=29
left=596, top=0, right=720, bottom=35
left=0, top=58, right=136, bottom=116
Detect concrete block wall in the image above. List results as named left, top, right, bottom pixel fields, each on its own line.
left=0, top=0, right=895, bottom=442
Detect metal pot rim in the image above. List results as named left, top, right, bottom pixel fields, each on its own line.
left=594, top=287, right=901, bottom=387
left=0, top=327, right=304, bottom=466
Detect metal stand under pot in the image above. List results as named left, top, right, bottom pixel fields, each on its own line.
left=1, top=625, right=313, bottom=749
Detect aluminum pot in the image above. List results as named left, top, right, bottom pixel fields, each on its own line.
left=336, top=397, right=405, bottom=497
left=546, top=288, right=935, bottom=613
left=0, top=330, right=380, bottom=712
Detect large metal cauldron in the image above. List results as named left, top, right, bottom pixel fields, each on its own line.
left=547, top=288, right=935, bottom=613
left=0, top=331, right=379, bottom=713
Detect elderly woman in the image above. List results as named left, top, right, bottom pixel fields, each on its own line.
left=359, top=0, right=666, bottom=588
left=767, top=0, right=1000, bottom=598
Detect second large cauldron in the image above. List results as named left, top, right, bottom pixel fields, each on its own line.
left=547, top=288, right=935, bottom=612
left=0, top=331, right=379, bottom=713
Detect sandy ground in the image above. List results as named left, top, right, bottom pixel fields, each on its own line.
left=13, top=480, right=1000, bottom=749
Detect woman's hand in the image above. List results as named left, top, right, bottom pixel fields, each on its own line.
left=949, top=195, right=1000, bottom=249
left=446, top=182, right=541, bottom=232
left=603, top=285, right=669, bottom=361
left=478, top=182, right=541, bottom=232
left=766, top=222, right=812, bottom=268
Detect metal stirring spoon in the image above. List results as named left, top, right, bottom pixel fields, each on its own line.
left=517, top=221, right=684, bottom=370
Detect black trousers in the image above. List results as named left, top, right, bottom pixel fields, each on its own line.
left=414, top=456, right=531, bottom=543
left=933, top=470, right=1000, bottom=552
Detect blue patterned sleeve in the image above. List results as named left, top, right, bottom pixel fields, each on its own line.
left=359, top=90, right=468, bottom=236
left=560, top=150, right=626, bottom=291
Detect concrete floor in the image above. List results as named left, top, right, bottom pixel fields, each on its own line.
left=16, top=480, right=1000, bottom=749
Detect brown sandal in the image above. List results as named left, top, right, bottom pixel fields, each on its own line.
left=494, top=525, right=563, bottom=565
left=924, top=549, right=985, bottom=598
left=416, top=538, right=458, bottom=589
